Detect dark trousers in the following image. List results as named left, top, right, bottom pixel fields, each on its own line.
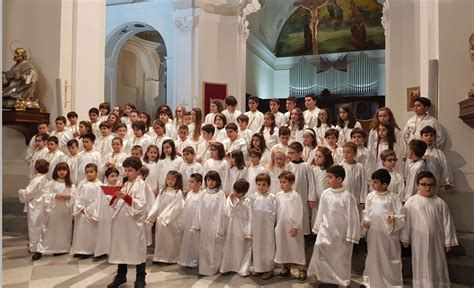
left=117, top=262, right=146, bottom=280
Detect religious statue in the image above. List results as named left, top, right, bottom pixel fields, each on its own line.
left=3, top=47, right=40, bottom=110
left=294, top=0, right=329, bottom=55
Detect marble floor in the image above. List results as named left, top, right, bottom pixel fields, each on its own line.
left=2, top=234, right=370, bottom=288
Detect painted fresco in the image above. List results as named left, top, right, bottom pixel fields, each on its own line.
left=275, top=0, right=385, bottom=57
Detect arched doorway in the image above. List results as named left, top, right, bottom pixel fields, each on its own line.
left=105, top=22, right=167, bottom=116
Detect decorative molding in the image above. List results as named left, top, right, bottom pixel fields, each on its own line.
left=381, top=1, right=389, bottom=36
left=174, top=16, right=194, bottom=33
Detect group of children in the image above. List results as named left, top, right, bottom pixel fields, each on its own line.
left=19, top=95, right=458, bottom=287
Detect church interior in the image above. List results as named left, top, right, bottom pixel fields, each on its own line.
left=2, top=0, right=474, bottom=287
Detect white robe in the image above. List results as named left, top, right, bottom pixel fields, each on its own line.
left=289, top=161, right=314, bottom=235
left=222, top=109, right=242, bottom=124
left=179, top=162, right=202, bottom=193
left=289, top=125, right=304, bottom=144
left=315, top=124, right=334, bottom=147
left=99, top=151, right=127, bottom=180
left=274, top=190, right=305, bottom=265
left=144, top=183, right=156, bottom=246
left=222, top=137, right=247, bottom=155
left=151, top=135, right=170, bottom=153
left=76, top=150, right=101, bottom=184
left=177, top=191, right=202, bottom=267
left=273, top=111, right=285, bottom=128
left=363, top=190, right=405, bottom=288
left=45, top=150, right=66, bottom=180
left=50, top=130, right=74, bottom=154
left=28, top=148, right=48, bottom=179
left=340, top=161, right=368, bottom=204
left=220, top=196, right=252, bottom=276
left=262, top=126, right=279, bottom=149
left=202, top=158, right=229, bottom=190
left=387, top=170, right=405, bottom=198
left=196, top=139, right=212, bottom=163
left=72, top=179, right=102, bottom=254
left=245, top=110, right=264, bottom=133
left=109, top=177, right=148, bottom=265
left=146, top=188, right=184, bottom=263
left=126, top=135, right=151, bottom=155
left=270, top=143, right=289, bottom=155
left=310, top=165, right=328, bottom=225
left=65, top=154, right=79, bottom=185
left=247, top=164, right=267, bottom=197
left=94, top=134, right=114, bottom=156
left=308, top=187, right=361, bottom=286
left=38, top=180, right=75, bottom=254
left=175, top=138, right=196, bottom=155
left=204, top=112, right=217, bottom=125
left=367, top=141, right=405, bottom=176
left=403, top=159, right=428, bottom=201
left=400, top=194, right=458, bottom=287
left=267, top=164, right=291, bottom=195
left=155, top=156, right=184, bottom=191
left=403, top=114, right=446, bottom=150
left=303, top=108, right=320, bottom=129
left=238, top=128, right=254, bottom=147
left=214, top=128, right=227, bottom=143
left=18, top=174, right=49, bottom=252
left=333, top=147, right=343, bottom=165
left=94, top=183, right=114, bottom=257
left=224, top=166, right=248, bottom=196
left=337, top=121, right=362, bottom=145
left=368, top=128, right=406, bottom=156
left=250, top=192, right=276, bottom=272
left=424, top=147, right=454, bottom=188
left=198, top=188, right=227, bottom=276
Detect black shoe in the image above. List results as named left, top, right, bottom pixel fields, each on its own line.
left=31, top=252, right=42, bottom=261
left=93, top=254, right=107, bottom=262
left=297, top=270, right=307, bottom=283
left=77, top=254, right=92, bottom=260
left=53, top=252, right=68, bottom=257
left=277, top=267, right=291, bottom=279
left=73, top=253, right=81, bottom=258
left=134, top=278, right=146, bottom=288
left=107, top=275, right=127, bottom=288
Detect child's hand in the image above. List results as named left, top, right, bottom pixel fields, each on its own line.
left=386, top=215, right=394, bottom=224
left=229, top=192, right=238, bottom=201
left=117, top=191, right=126, bottom=199
left=401, top=241, right=410, bottom=248
left=290, top=228, right=298, bottom=237
left=362, top=220, right=370, bottom=229
left=308, top=201, right=316, bottom=209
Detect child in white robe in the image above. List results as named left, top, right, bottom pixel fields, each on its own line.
left=66, top=139, right=80, bottom=185
left=266, top=149, right=290, bottom=195
left=146, top=170, right=184, bottom=264
left=222, top=123, right=248, bottom=156
left=213, top=114, right=228, bottom=143
left=204, top=99, right=222, bottom=124
left=245, top=96, right=264, bottom=133
left=270, top=126, right=290, bottom=155
left=403, top=139, right=428, bottom=202
left=28, top=133, right=49, bottom=179
left=127, top=122, right=151, bottom=154
left=196, top=124, right=215, bottom=164
left=367, top=123, right=405, bottom=176
left=302, top=128, right=317, bottom=163
left=220, top=179, right=252, bottom=276
left=155, top=139, right=184, bottom=191
left=18, top=159, right=49, bottom=260
left=99, top=137, right=128, bottom=181
left=336, top=105, right=362, bottom=145
left=93, top=167, right=119, bottom=260
left=71, top=163, right=102, bottom=258
left=340, top=142, right=368, bottom=205
left=197, top=171, right=227, bottom=276
left=274, top=171, right=306, bottom=282
left=222, top=96, right=242, bottom=124
left=179, top=146, right=202, bottom=194
left=309, top=147, right=333, bottom=225
left=202, top=142, right=229, bottom=190
left=381, top=149, right=405, bottom=197
left=76, top=133, right=101, bottom=184
left=258, top=112, right=279, bottom=149
left=324, top=128, right=343, bottom=164
left=247, top=148, right=268, bottom=197
left=37, top=162, right=75, bottom=259
left=107, top=156, right=148, bottom=288
left=142, top=144, right=159, bottom=170
left=249, top=133, right=271, bottom=167
left=401, top=171, right=458, bottom=287
left=287, top=142, right=315, bottom=236
left=139, top=166, right=156, bottom=246
left=224, top=150, right=248, bottom=196
left=175, top=124, right=196, bottom=156
left=250, top=173, right=276, bottom=279
left=50, top=116, right=74, bottom=154
left=177, top=173, right=203, bottom=268
left=237, top=114, right=254, bottom=147
left=45, top=136, right=66, bottom=179
left=420, top=126, right=454, bottom=189
left=362, top=169, right=405, bottom=287
left=314, top=108, right=333, bottom=147
left=308, top=165, right=361, bottom=287
left=350, top=128, right=369, bottom=166
left=94, top=122, right=114, bottom=156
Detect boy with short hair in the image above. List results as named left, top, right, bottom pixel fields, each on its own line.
left=108, top=157, right=148, bottom=288
left=99, top=102, right=111, bottom=122
left=19, top=159, right=49, bottom=260
left=66, top=139, right=80, bottom=185
left=250, top=173, right=276, bottom=279
left=66, top=111, right=79, bottom=137
left=76, top=133, right=101, bottom=183
left=269, top=98, right=285, bottom=128
left=222, top=123, right=247, bottom=155
left=222, top=95, right=242, bottom=124
left=128, top=121, right=151, bottom=155
left=308, top=165, right=361, bottom=287
left=95, top=121, right=114, bottom=156
left=89, top=107, right=101, bottom=137
left=350, top=128, right=369, bottom=166
left=131, top=145, right=144, bottom=161
left=28, top=133, right=49, bottom=179
left=275, top=171, right=306, bottom=282
left=403, top=139, right=428, bottom=202
left=158, top=110, right=177, bottom=139
left=362, top=169, right=404, bottom=287
left=420, top=126, right=454, bottom=189
left=271, top=126, right=291, bottom=154
left=340, top=142, right=368, bottom=205
left=401, top=171, right=458, bottom=287
left=45, top=136, right=66, bottom=179
left=196, top=124, right=215, bottom=163
left=303, top=94, right=320, bottom=129
left=244, top=96, right=264, bottom=133
left=175, top=124, right=195, bottom=156
left=247, top=148, right=267, bottom=197
left=51, top=116, right=74, bottom=154
left=324, top=128, right=343, bottom=164
left=179, top=146, right=202, bottom=193
left=220, top=178, right=253, bottom=276
left=26, top=120, right=50, bottom=163
left=284, top=96, right=297, bottom=126
left=151, top=120, right=170, bottom=151
left=237, top=114, right=253, bottom=147
left=381, top=149, right=405, bottom=197
left=72, top=163, right=102, bottom=259
left=403, top=97, right=446, bottom=149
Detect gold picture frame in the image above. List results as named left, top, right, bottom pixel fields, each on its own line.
left=407, top=86, right=421, bottom=111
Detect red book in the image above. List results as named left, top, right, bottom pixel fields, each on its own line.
left=101, top=186, right=121, bottom=196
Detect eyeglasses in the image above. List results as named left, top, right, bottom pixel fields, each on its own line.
left=419, top=183, right=435, bottom=188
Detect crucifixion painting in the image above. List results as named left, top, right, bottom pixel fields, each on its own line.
left=294, top=0, right=329, bottom=55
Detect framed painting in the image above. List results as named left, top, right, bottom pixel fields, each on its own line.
left=407, top=86, right=421, bottom=111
